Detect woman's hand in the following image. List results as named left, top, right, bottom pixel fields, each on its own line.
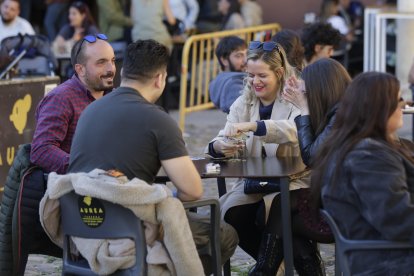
left=224, top=122, right=256, bottom=137
left=282, top=76, right=309, bottom=115
left=213, top=140, right=240, bottom=157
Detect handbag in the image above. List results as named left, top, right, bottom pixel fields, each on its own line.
left=243, top=178, right=280, bottom=194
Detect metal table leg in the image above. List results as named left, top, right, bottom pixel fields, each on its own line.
left=280, top=177, right=293, bottom=276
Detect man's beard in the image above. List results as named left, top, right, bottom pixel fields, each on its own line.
left=1, top=15, right=14, bottom=24
left=85, top=71, right=115, bottom=92
left=228, top=59, right=243, bottom=73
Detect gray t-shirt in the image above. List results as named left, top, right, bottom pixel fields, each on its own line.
left=68, top=87, right=188, bottom=183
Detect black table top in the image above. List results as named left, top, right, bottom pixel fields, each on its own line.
left=156, top=156, right=306, bottom=181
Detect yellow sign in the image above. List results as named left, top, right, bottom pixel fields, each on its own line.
left=9, top=94, right=32, bottom=134
left=79, top=196, right=105, bottom=228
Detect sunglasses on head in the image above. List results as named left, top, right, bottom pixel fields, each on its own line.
left=74, top=33, right=108, bottom=64
left=248, top=41, right=284, bottom=66
left=249, top=41, right=280, bottom=52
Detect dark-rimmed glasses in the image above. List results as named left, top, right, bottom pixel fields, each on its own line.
left=248, top=41, right=284, bottom=66
left=74, top=33, right=108, bottom=64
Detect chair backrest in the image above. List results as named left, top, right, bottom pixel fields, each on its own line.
left=320, top=209, right=413, bottom=276
left=0, top=34, right=57, bottom=78
left=59, top=192, right=147, bottom=276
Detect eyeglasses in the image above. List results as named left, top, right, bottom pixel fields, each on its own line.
left=74, top=33, right=108, bottom=64
left=248, top=41, right=284, bottom=66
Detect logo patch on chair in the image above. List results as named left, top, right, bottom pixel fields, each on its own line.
left=78, top=196, right=105, bottom=228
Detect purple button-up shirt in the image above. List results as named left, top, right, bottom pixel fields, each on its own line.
left=30, top=75, right=97, bottom=173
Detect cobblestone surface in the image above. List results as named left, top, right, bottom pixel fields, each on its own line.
left=24, top=107, right=413, bottom=275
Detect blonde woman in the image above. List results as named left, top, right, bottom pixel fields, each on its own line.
left=207, top=41, right=311, bottom=275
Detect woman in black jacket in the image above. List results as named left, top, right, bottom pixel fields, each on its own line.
left=283, top=58, right=351, bottom=166
left=311, top=71, right=414, bottom=275
left=265, top=58, right=351, bottom=275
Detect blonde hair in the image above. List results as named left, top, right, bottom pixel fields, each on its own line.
left=242, top=43, right=293, bottom=102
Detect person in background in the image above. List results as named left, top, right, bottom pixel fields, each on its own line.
left=301, top=22, right=342, bottom=65
left=68, top=39, right=238, bottom=275
left=52, top=1, right=99, bottom=56
left=217, top=0, right=244, bottom=30
left=0, top=0, right=35, bottom=43
left=169, top=0, right=199, bottom=32
left=209, top=35, right=247, bottom=113
left=271, top=29, right=305, bottom=72
left=311, top=71, right=414, bottom=275
left=43, top=0, right=70, bottom=41
left=238, top=0, right=262, bottom=27
left=131, top=0, right=176, bottom=52
left=196, top=0, right=222, bottom=33
left=97, top=0, right=132, bottom=42
left=320, top=0, right=353, bottom=42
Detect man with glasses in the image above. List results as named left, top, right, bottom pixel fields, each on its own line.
left=209, top=35, right=247, bottom=113
left=69, top=39, right=238, bottom=275
left=10, top=34, right=115, bottom=275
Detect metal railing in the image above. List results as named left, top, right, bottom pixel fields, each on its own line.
left=178, top=23, right=282, bottom=131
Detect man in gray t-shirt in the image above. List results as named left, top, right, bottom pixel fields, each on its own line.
left=69, top=39, right=238, bottom=274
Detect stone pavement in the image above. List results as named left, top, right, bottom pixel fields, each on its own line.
left=23, top=107, right=413, bottom=275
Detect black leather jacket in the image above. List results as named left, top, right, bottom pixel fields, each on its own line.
left=322, top=138, right=414, bottom=275
left=294, top=105, right=337, bottom=167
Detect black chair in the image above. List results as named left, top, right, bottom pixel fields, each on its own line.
left=320, top=209, right=413, bottom=276
left=59, top=192, right=147, bottom=276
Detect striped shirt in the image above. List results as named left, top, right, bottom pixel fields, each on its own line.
left=30, top=75, right=97, bottom=173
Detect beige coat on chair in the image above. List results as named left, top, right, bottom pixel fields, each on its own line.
left=39, top=169, right=204, bottom=276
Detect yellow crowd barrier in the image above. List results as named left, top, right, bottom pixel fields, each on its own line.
left=178, top=23, right=282, bottom=131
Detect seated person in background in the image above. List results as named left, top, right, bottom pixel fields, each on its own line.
left=207, top=41, right=312, bottom=275
left=68, top=39, right=238, bottom=275
left=97, top=0, right=133, bottom=42
left=52, top=1, right=99, bottom=56
left=218, top=0, right=245, bottom=30
left=169, top=0, right=199, bottom=32
left=311, top=71, right=414, bottom=275
left=0, top=0, right=35, bottom=43
left=301, top=22, right=342, bottom=65
left=271, top=29, right=305, bottom=72
left=209, top=35, right=246, bottom=113
left=238, top=0, right=262, bottom=27
left=320, top=0, right=354, bottom=42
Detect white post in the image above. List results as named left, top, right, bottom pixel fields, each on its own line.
left=396, top=0, right=414, bottom=94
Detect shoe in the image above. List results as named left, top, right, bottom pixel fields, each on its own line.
left=249, top=233, right=283, bottom=276
left=293, top=242, right=325, bottom=276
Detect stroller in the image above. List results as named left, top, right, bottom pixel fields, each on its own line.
left=0, top=33, right=57, bottom=79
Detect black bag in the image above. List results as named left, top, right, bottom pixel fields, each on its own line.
left=243, top=178, right=280, bottom=194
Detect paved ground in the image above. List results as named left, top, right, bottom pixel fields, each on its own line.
left=23, top=102, right=413, bottom=275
